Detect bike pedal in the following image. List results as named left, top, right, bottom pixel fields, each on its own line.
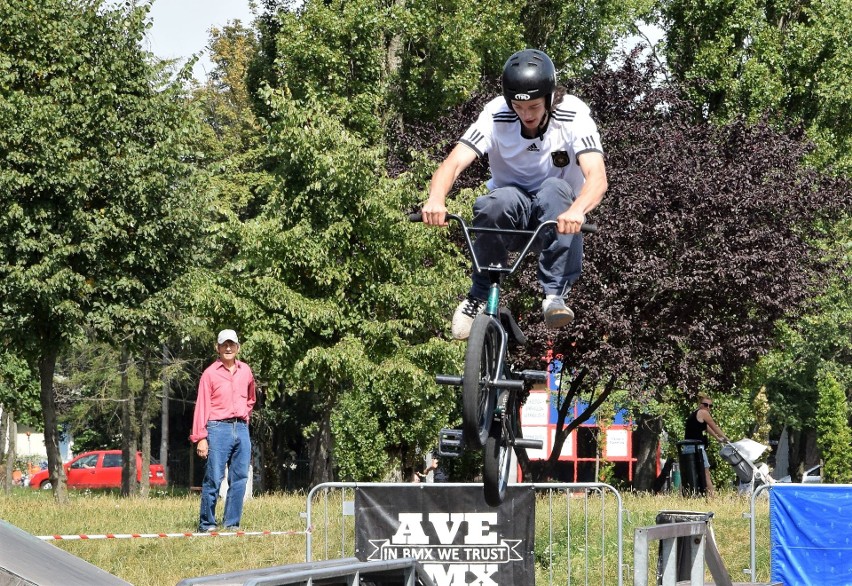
left=437, top=428, right=464, bottom=457
left=520, top=369, right=548, bottom=383
left=513, top=438, right=544, bottom=450
left=435, top=374, right=463, bottom=386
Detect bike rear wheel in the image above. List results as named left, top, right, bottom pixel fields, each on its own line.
left=462, top=314, right=500, bottom=449
left=483, top=416, right=513, bottom=507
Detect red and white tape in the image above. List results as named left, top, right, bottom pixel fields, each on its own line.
left=38, top=529, right=305, bottom=541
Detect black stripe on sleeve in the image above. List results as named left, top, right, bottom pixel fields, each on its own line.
left=459, top=138, right=484, bottom=157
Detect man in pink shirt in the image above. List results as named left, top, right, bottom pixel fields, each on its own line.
left=191, top=329, right=256, bottom=532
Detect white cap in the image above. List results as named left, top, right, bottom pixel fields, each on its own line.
left=217, top=329, right=239, bottom=345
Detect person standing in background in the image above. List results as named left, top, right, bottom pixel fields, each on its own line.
left=191, top=329, right=256, bottom=532
left=684, top=393, right=729, bottom=497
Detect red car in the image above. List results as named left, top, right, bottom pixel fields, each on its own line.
left=29, top=450, right=166, bottom=490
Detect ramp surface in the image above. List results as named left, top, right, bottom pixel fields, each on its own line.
left=0, top=519, right=131, bottom=586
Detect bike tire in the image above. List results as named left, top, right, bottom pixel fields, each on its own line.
left=483, top=418, right=512, bottom=507
left=462, top=314, right=499, bottom=449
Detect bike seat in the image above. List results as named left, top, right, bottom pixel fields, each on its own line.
left=499, top=307, right=527, bottom=345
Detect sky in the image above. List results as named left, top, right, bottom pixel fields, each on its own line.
left=144, top=0, right=257, bottom=80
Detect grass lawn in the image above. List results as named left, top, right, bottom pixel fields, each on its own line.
left=0, top=486, right=770, bottom=585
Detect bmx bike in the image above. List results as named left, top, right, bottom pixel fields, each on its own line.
left=411, top=211, right=596, bottom=506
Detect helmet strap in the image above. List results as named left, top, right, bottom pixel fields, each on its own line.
left=537, top=110, right=551, bottom=140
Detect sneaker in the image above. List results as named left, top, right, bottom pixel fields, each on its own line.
left=542, top=295, right=574, bottom=329
left=200, top=526, right=218, bottom=533
left=451, top=295, right=486, bottom=340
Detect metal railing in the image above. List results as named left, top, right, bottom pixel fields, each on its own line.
left=633, top=518, right=734, bottom=586
left=747, top=483, right=773, bottom=583
left=633, top=521, right=707, bottom=585
left=303, top=481, right=624, bottom=586
left=177, top=557, right=435, bottom=586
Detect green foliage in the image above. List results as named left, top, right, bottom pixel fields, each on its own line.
left=55, top=341, right=151, bottom=452
left=0, top=0, right=209, bottom=348
left=0, top=0, right=210, bottom=500
left=259, top=0, right=389, bottom=137
left=661, top=0, right=852, bottom=173
left=253, top=0, right=651, bottom=126
left=750, top=387, right=772, bottom=448
left=815, top=369, right=852, bottom=483
left=190, top=80, right=473, bottom=479
left=240, top=0, right=851, bottom=481
left=524, top=0, right=656, bottom=74
left=743, top=217, right=852, bottom=450
left=0, top=352, right=40, bottom=427
left=389, top=0, right=523, bottom=120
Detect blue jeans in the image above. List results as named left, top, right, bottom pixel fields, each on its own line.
left=469, top=177, right=582, bottom=300
left=199, top=420, right=251, bottom=530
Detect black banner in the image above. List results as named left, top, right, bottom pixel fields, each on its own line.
left=355, top=485, right=535, bottom=585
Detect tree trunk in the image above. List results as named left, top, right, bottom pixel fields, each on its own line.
left=139, top=351, right=152, bottom=497
left=0, top=408, right=8, bottom=462
left=39, top=346, right=67, bottom=503
left=802, top=427, right=819, bottom=467
left=308, top=404, right=334, bottom=486
left=786, top=427, right=804, bottom=481
left=3, top=411, right=15, bottom=494
left=160, top=343, right=170, bottom=483
left=120, top=346, right=138, bottom=497
left=632, top=413, right=663, bottom=492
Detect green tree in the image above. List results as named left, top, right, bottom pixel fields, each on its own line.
left=660, top=0, right=852, bottom=173
left=0, top=0, right=207, bottom=501
left=523, top=0, right=656, bottom=74
left=815, top=370, right=852, bottom=483
left=193, top=84, right=467, bottom=482
left=744, top=219, right=852, bottom=480
left=0, top=352, right=40, bottom=492
left=0, top=353, right=40, bottom=429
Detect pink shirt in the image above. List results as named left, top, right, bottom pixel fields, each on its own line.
left=190, top=359, right=256, bottom=443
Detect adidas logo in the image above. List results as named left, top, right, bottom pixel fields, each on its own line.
left=527, top=143, right=540, bottom=152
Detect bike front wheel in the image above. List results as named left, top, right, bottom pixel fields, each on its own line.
left=462, top=314, right=500, bottom=449
left=483, top=417, right=513, bottom=507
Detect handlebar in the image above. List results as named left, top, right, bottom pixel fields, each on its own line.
left=408, top=211, right=597, bottom=234
left=409, top=211, right=597, bottom=276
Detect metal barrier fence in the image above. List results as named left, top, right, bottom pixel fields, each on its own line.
left=303, top=482, right=624, bottom=586
left=633, top=521, right=707, bottom=586
left=747, top=484, right=773, bottom=583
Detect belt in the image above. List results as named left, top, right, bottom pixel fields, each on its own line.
left=214, top=417, right=244, bottom=424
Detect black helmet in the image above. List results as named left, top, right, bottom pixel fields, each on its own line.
left=502, top=49, right=557, bottom=110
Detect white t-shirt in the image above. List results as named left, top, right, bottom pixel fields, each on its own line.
left=459, top=95, right=604, bottom=194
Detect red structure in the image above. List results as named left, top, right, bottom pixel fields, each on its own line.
left=520, top=389, right=636, bottom=482
left=519, top=351, right=637, bottom=483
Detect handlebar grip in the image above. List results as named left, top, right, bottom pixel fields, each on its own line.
left=581, top=223, right=598, bottom=234
left=409, top=212, right=423, bottom=222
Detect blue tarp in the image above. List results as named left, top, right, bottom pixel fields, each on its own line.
left=771, top=484, right=852, bottom=585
